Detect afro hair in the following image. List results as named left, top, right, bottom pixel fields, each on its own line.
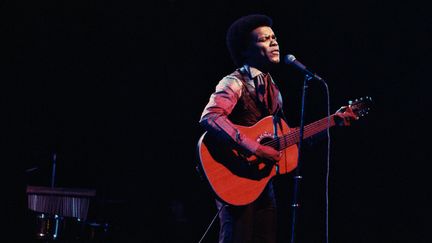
left=226, top=14, right=273, bottom=67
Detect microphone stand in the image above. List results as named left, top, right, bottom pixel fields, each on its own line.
left=290, top=74, right=312, bottom=243
left=51, top=152, right=57, bottom=188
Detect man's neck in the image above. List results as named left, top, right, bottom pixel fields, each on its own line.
left=244, top=60, right=272, bottom=73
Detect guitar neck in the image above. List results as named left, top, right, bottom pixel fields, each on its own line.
left=276, top=115, right=336, bottom=150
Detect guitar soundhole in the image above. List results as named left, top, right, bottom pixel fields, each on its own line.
left=259, top=136, right=278, bottom=150
left=259, top=137, right=273, bottom=145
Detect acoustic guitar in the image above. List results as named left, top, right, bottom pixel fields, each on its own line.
left=197, top=97, right=372, bottom=206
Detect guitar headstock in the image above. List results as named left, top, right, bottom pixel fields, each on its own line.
left=348, top=96, right=373, bottom=118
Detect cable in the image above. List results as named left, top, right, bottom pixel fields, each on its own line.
left=198, top=204, right=226, bottom=243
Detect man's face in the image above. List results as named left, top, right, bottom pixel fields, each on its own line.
left=243, top=26, right=280, bottom=68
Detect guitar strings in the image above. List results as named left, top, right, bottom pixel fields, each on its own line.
left=261, top=100, right=367, bottom=149
left=264, top=118, right=331, bottom=148
left=261, top=115, right=335, bottom=149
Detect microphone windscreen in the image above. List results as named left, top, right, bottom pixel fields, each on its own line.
left=284, top=54, right=296, bottom=64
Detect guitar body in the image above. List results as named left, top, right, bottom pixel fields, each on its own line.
left=197, top=116, right=299, bottom=206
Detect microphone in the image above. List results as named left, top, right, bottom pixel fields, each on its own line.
left=284, top=54, right=324, bottom=81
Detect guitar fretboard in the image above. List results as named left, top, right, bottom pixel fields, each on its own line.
left=268, top=115, right=336, bottom=150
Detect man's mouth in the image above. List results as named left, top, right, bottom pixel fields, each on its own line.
left=270, top=51, right=280, bottom=58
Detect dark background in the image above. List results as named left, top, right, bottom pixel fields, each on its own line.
left=1, top=0, right=431, bottom=242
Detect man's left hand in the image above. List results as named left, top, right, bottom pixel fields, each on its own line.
left=334, top=106, right=358, bottom=126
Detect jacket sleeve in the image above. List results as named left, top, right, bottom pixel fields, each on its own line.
left=199, top=76, right=260, bottom=155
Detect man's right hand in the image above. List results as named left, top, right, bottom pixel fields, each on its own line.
left=255, top=144, right=282, bottom=163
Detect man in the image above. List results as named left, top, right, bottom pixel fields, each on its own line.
left=199, top=14, right=283, bottom=243
left=199, top=14, right=355, bottom=243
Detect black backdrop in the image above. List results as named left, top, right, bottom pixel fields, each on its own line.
left=1, top=0, right=431, bottom=242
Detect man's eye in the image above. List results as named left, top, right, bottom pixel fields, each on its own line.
left=258, top=36, right=269, bottom=42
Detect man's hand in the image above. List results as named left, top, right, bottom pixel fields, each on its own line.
left=334, top=106, right=358, bottom=126
left=254, top=144, right=282, bottom=163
